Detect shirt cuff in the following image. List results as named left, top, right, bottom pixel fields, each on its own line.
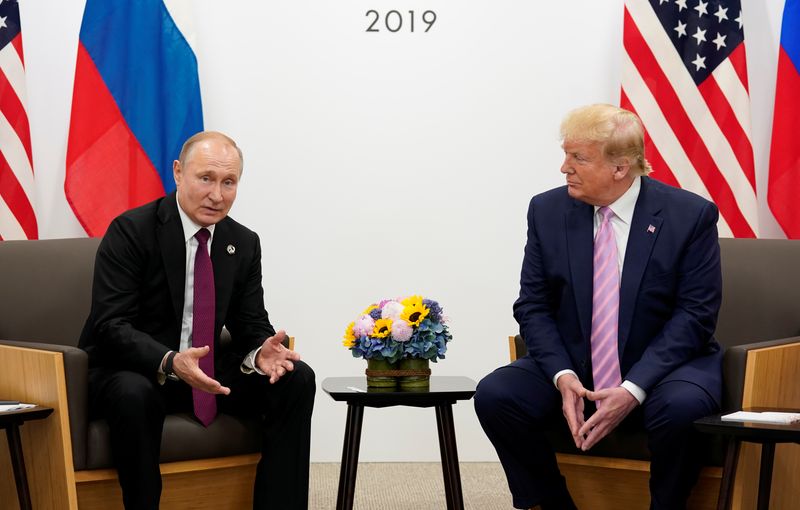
left=241, top=346, right=266, bottom=375
left=621, top=380, right=646, bottom=405
left=156, top=351, right=171, bottom=385
left=553, top=369, right=578, bottom=388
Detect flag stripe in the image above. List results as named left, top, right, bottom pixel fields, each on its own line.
left=623, top=4, right=755, bottom=237
left=0, top=62, right=33, bottom=167
left=0, top=109, right=34, bottom=200
left=0, top=150, right=37, bottom=238
left=697, top=74, right=755, bottom=190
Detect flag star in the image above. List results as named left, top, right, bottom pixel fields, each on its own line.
left=0, top=16, right=6, bottom=30
left=692, top=27, right=707, bottom=45
left=735, top=10, right=743, bottom=29
left=692, top=53, right=707, bottom=71
left=674, top=20, right=688, bottom=38
left=676, top=0, right=688, bottom=12
left=713, top=32, right=727, bottom=50
left=694, top=0, right=708, bottom=17
left=715, top=5, right=729, bottom=23
left=659, top=0, right=669, bottom=4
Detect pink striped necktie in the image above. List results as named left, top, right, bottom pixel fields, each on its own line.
left=591, top=207, right=622, bottom=398
left=192, top=228, right=217, bottom=427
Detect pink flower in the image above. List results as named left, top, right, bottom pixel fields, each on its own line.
left=353, top=315, right=375, bottom=337
left=391, top=319, right=413, bottom=342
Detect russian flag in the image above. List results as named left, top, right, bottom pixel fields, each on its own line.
left=65, top=0, right=203, bottom=237
left=768, top=0, right=800, bottom=239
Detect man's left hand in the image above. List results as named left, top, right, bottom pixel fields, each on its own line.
left=577, top=386, right=639, bottom=451
left=255, top=330, right=302, bottom=384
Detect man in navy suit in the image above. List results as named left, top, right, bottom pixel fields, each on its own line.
left=80, top=131, right=315, bottom=509
left=474, top=104, right=722, bottom=509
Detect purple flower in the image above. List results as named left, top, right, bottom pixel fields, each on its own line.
left=423, top=299, right=444, bottom=323
left=369, top=308, right=382, bottom=320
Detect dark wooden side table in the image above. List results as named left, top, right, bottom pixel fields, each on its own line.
left=322, top=376, right=477, bottom=510
left=694, top=411, right=800, bottom=510
left=0, top=406, right=54, bottom=510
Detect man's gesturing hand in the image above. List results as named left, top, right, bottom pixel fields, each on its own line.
left=256, top=330, right=302, bottom=384
left=172, top=346, right=231, bottom=395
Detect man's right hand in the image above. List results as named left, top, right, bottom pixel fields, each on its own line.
left=556, top=373, right=587, bottom=449
left=172, top=346, right=231, bottom=395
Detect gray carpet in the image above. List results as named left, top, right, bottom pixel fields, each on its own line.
left=309, top=462, right=514, bottom=509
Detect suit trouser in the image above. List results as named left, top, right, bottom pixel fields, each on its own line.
left=89, top=360, right=316, bottom=510
left=473, top=355, right=718, bottom=510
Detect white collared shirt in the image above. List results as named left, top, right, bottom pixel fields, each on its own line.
left=554, top=177, right=646, bottom=404
left=159, top=200, right=264, bottom=377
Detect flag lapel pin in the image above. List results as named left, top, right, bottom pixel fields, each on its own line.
left=227, top=244, right=236, bottom=255
left=647, top=225, right=656, bottom=234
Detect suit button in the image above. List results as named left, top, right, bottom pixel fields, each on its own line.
left=580, top=360, right=586, bottom=368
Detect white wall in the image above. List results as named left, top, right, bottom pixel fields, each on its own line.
left=18, top=0, right=787, bottom=462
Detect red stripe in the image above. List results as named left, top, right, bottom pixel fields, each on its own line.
left=768, top=47, right=800, bottom=239
left=728, top=43, right=749, bottom=91
left=697, top=75, right=755, bottom=190
left=623, top=8, right=754, bottom=238
left=65, top=43, right=165, bottom=237
left=620, top=90, right=681, bottom=187
left=0, top=54, right=34, bottom=166
left=0, top=151, right=37, bottom=239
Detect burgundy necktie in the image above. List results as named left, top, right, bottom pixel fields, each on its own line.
left=590, top=207, right=622, bottom=402
left=193, top=228, right=217, bottom=426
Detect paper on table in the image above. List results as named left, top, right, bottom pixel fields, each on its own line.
left=0, top=403, right=36, bottom=413
left=721, top=411, right=800, bottom=424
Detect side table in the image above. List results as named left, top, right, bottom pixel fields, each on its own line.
left=694, top=411, right=800, bottom=510
left=322, top=376, right=477, bottom=510
left=0, top=405, right=54, bottom=510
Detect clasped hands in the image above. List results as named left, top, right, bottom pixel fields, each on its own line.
left=556, top=373, right=638, bottom=451
left=171, top=330, right=301, bottom=394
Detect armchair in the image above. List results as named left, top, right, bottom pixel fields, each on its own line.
left=507, top=238, right=800, bottom=510
left=0, top=238, right=292, bottom=510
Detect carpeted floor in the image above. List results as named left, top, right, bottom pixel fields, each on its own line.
left=309, top=462, right=514, bottom=509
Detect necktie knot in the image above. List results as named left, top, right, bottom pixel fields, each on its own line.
left=195, top=228, right=210, bottom=246
left=598, top=206, right=614, bottom=223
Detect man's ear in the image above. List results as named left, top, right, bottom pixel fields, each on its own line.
left=173, top=160, right=182, bottom=185
left=613, top=164, right=631, bottom=181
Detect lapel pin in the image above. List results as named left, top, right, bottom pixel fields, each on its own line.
left=227, top=244, right=236, bottom=255
left=647, top=224, right=656, bottom=234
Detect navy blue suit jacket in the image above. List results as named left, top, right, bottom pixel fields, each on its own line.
left=513, top=177, right=722, bottom=404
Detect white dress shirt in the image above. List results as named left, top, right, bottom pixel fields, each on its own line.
left=553, top=177, right=647, bottom=404
left=159, top=201, right=265, bottom=378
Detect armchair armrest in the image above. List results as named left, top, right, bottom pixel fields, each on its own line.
left=0, top=340, right=88, bottom=469
left=722, top=336, right=800, bottom=412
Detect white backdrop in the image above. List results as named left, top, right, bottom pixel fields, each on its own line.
left=18, top=0, right=787, bottom=462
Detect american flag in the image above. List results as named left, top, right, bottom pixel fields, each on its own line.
left=622, top=0, right=756, bottom=238
left=0, top=0, right=36, bottom=240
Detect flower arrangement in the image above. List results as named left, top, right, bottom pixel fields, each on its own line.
left=343, top=295, right=452, bottom=364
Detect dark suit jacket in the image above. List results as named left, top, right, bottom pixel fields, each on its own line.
left=513, top=176, right=722, bottom=404
left=79, top=192, right=275, bottom=378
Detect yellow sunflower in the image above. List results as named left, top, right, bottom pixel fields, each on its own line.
left=372, top=318, right=393, bottom=338
left=401, top=295, right=429, bottom=326
left=342, top=321, right=356, bottom=348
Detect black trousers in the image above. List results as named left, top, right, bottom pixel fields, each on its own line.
left=89, top=359, right=316, bottom=510
left=473, top=355, right=718, bottom=510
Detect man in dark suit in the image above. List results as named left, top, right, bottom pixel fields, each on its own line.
left=474, top=104, right=722, bottom=509
left=80, top=131, right=315, bottom=509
